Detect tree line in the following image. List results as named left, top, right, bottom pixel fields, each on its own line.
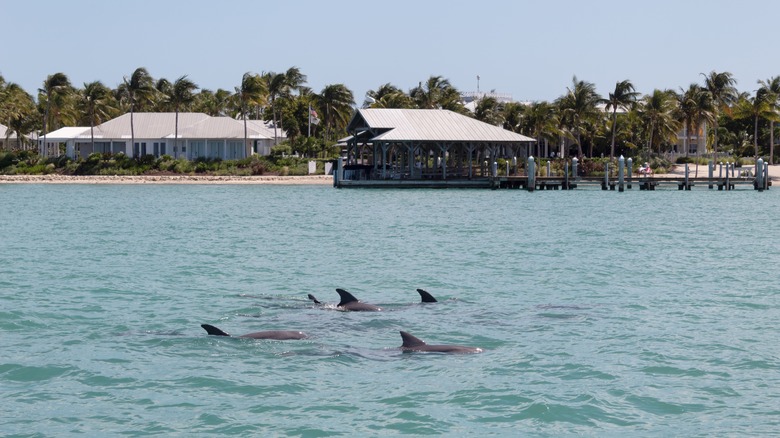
left=1, top=68, right=779, bottom=164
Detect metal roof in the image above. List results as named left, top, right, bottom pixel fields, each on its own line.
left=41, top=113, right=287, bottom=141
left=169, top=117, right=274, bottom=139
left=352, top=109, right=535, bottom=143
left=41, top=127, right=91, bottom=139
left=93, top=113, right=211, bottom=139
left=246, top=120, right=285, bottom=139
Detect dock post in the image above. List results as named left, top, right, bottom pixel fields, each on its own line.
left=564, top=161, right=570, bottom=189
left=685, top=163, right=690, bottom=190
left=334, top=157, right=343, bottom=187
left=725, top=163, right=730, bottom=190
left=512, top=156, right=517, bottom=175
left=572, top=157, right=578, bottom=183
left=708, top=160, right=714, bottom=189
left=492, top=161, right=498, bottom=177
left=505, top=160, right=509, bottom=177
left=528, top=156, right=536, bottom=192
left=756, top=158, right=764, bottom=191
left=618, top=156, right=625, bottom=192
left=547, top=161, right=551, bottom=178
left=765, top=162, right=770, bottom=190
left=627, top=157, right=632, bottom=189
left=603, top=162, right=609, bottom=190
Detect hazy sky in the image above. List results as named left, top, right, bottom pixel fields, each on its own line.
left=3, top=0, right=779, bottom=105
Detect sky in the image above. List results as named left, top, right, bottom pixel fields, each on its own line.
left=3, top=0, right=780, bottom=105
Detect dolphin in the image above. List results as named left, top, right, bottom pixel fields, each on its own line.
left=336, top=288, right=382, bottom=311
left=201, top=324, right=307, bottom=340
left=399, top=331, right=483, bottom=354
left=416, top=288, right=438, bottom=303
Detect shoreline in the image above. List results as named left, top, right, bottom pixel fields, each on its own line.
left=1, top=164, right=777, bottom=184
left=0, top=174, right=334, bottom=185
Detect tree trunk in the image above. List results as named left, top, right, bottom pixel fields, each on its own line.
left=610, top=109, right=617, bottom=160
left=175, top=109, right=179, bottom=160
left=712, top=120, right=719, bottom=163
left=685, top=122, right=691, bottom=158
left=770, top=121, right=775, bottom=165
left=130, top=105, right=135, bottom=158
left=754, top=115, right=759, bottom=159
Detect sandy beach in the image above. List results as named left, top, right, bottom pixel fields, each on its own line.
left=0, top=174, right=334, bottom=184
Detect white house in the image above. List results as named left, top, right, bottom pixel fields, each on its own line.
left=39, top=112, right=285, bottom=159
left=1, top=123, right=33, bottom=151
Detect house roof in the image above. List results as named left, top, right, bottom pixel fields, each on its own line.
left=41, top=127, right=91, bottom=140
left=348, top=109, right=535, bottom=143
left=246, top=120, right=285, bottom=139
left=168, top=117, right=275, bottom=139
left=93, top=112, right=211, bottom=139
left=40, top=113, right=289, bottom=141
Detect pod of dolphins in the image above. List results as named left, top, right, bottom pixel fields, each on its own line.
left=202, top=288, right=483, bottom=354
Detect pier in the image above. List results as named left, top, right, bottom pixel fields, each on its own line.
left=335, top=156, right=773, bottom=192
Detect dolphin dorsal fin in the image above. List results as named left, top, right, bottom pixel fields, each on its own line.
left=336, top=288, right=359, bottom=306
left=400, top=331, right=427, bottom=348
left=307, top=294, right=321, bottom=304
left=416, top=288, right=438, bottom=303
left=201, top=324, right=230, bottom=337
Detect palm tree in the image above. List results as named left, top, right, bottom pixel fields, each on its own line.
left=1, top=82, right=37, bottom=150
left=474, top=96, right=504, bottom=126
left=501, top=101, right=524, bottom=133
left=365, top=83, right=415, bottom=108
left=555, top=76, right=602, bottom=157
left=676, top=84, right=715, bottom=158
left=154, top=78, right=173, bottom=111
left=637, top=89, right=680, bottom=157
left=409, top=76, right=465, bottom=112
left=605, top=80, right=638, bottom=159
left=758, top=76, right=780, bottom=164
left=262, top=67, right=307, bottom=144
left=314, top=84, right=355, bottom=141
left=262, top=71, right=286, bottom=144
left=79, top=81, right=115, bottom=155
left=521, top=101, right=559, bottom=157
left=39, top=72, right=72, bottom=157
left=732, top=90, right=774, bottom=159
left=165, top=75, right=198, bottom=158
left=119, top=67, right=155, bottom=158
left=235, top=72, right=266, bottom=154
left=192, top=88, right=233, bottom=117
left=702, top=71, right=738, bottom=162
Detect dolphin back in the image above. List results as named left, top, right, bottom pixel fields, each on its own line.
left=400, top=331, right=427, bottom=348
left=201, top=324, right=231, bottom=337
left=416, top=289, right=438, bottom=303
left=336, top=288, right=360, bottom=306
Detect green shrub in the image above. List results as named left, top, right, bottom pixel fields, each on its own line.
left=0, top=152, right=15, bottom=171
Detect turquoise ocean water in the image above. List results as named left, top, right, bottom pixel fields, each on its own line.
left=1, top=183, right=779, bottom=436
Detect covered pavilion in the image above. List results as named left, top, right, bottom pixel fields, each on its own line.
left=342, top=109, right=535, bottom=183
